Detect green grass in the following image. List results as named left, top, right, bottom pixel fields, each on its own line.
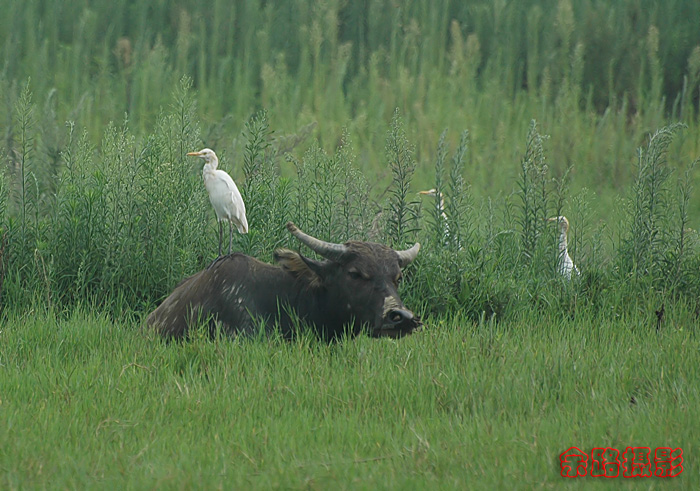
left=1, top=307, right=697, bottom=488
left=1, top=1, right=700, bottom=488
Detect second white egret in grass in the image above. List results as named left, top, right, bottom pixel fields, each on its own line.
left=419, top=188, right=448, bottom=221
left=187, top=148, right=248, bottom=256
left=420, top=188, right=460, bottom=248
left=547, top=215, right=579, bottom=279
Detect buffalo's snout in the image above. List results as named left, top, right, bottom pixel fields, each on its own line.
left=375, top=308, right=421, bottom=338
left=387, top=308, right=414, bottom=325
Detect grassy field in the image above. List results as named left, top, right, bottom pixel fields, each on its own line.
left=2, top=0, right=700, bottom=488
left=1, top=307, right=697, bottom=488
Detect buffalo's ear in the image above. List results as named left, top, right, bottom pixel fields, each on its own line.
left=274, top=249, right=327, bottom=287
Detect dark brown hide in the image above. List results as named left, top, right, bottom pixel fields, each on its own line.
left=147, top=224, right=421, bottom=341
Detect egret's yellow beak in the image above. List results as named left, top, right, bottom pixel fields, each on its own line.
left=186, top=151, right=202, bottom=156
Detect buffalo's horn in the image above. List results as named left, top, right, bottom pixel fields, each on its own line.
left=395, top=243, right=420, bottom=268
left=286, top=222, right=348, bottom=261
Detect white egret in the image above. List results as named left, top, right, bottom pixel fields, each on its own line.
left=419, top=188, right=447, bottom=221
left=419, top=188, right=455, bottom=248
left=547, top=215, right=579, bottom=279
left=187, top=148, right=248, bottom=256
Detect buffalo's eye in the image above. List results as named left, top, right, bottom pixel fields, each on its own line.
left=348, top=269, right=366, bottom=280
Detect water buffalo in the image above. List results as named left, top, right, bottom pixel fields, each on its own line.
left=147, top=222, right=421, bottom=340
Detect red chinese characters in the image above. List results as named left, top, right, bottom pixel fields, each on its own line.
left=622, top=447, right=652, bottom=478
left=560, top=447, right=683, bottom=478
left=590, top=447, right=620, bottom=478
left=560, top=447, right=588, bottom=478
left=653, top=447, right=684, bottom=477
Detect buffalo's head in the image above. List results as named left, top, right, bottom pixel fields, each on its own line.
left=274, top=222, right=421, bottom=339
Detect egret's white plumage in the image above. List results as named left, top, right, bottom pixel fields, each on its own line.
left=187, top=148, right=248, bottom=256
left=419, top=188, right=448, bottom=221
left=547, top=215, right=579, bottom=279
left=420, top=188, right=461, bottom=249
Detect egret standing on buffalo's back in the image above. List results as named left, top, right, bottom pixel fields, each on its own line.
left=187, top=148, right=248, bottom=256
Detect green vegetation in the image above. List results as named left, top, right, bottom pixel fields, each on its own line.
left=1, top=308, right=697, bottom=488
left=2, top=1, right=700, bottom=192
left=1, top=0, right=700, bottom=487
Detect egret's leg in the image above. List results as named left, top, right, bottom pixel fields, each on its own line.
left=218, top=221, right=223, bottom=257
left=228, top=220, right=233, bottom=255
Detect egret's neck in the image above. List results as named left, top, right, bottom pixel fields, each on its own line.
left=558, top=230, right=568, bottom=252
left=433, top=194, right=447, bottom=220
left=202, top=160, right=218, bottom=177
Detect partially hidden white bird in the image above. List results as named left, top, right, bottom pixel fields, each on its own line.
left=418, top=188, right=462, bottom=250
left=547, top=215, right=579, bottom=279
left=419, top=188, right=448, bottom=221
left=419, top=188, right=458, bottom=248
left=187, top=148, right=248, bottom=256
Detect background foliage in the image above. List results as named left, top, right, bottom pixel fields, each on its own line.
left=1, top=0, right=700, bottom=320
left=2, top=0, right=700, bottom=189
left=1, top=2, right=700, bottom=487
